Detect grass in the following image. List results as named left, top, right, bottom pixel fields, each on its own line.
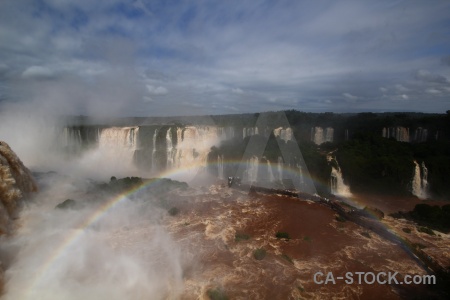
left=234, top=233, right=250, bottom=242
left=206, top=288, right=228, bottom=300
left=253, top=248, right=267, bottom=260
left=275, top=231, right=290, bottom=240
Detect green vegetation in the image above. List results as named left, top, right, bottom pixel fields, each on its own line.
left=417, top=226, right=435, bottom=236
left=411, top=204, right=450, bottom=233
left=360, top=231, right=371, bottom=239
left=303, top=236, right=312, bottom=242
left=234, top=233, right=250, bottom=242
left=168, top=207, right=179, bottom=216
left=402, top=227, right=411, bottom=234
left=206, top=288, right=228, bottom=300
left=335, top=215, right=346, bottom=222
left=336, top=131, right=450, bottom=198
left=253, top=248, right=267, bottom=260
left=275, top=231, right=290, bottom=240
left=281, top=254, right=294, bottom=264
left=55, top=199, right=77, bottom=210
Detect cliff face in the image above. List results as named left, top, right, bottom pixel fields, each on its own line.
left=0, top=141, right=37, bottom=234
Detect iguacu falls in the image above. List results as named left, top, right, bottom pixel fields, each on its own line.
left=0, top=110, right=449, bottom=300
left=1, top=1, right=450, bottom=299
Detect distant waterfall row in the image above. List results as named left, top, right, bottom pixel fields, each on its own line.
left=241, top=156, right=305, bottom=189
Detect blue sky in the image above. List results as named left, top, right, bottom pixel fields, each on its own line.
left=0, top=0, right=449, bottom=117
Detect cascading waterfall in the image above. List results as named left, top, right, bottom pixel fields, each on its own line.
left=277, top=156, right=283, bottom=182
left=328, top=155, right=352, bottom=197
left=245, top=156, right=259, bottom=183
left=267, top=160, right=275, bottom=182
left=297, top=164, right=304, bottom=185
left=411, top=160, right=428, bottom=199
left=96, top=127, right=139, bottom=174
left=217, top=155, right=224, bottom=179
left=151, top=128, right=159, bottom=171
left=166, top=128, right=175, bottom=168
left=61, top=127, right=83, bottom=155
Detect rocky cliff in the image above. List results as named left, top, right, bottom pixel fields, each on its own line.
left=0, top=141, right=37, bottom=234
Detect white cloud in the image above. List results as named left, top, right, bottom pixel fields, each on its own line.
left=426, top=88, right=441, bottom=95
left=343, top=93, right=358, bottom=102
left=146, top=85, right=168, bottom=95
left=379, top=87, right=387, bottom=93
left=395, top=84, right=409, bottom=92
left=231, top=87, right=244, bottom=94
left=401, top=94, right=409, bottom=100
left=22, top=66, right=54, bottom=79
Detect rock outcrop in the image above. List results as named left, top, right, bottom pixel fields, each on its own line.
left=0, top=141, right=37, bottom=234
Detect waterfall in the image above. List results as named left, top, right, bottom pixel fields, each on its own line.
left=298, top=164, right=304, bottom=185
left=246, top=156, right=259, bottom=183
left=166, top=128, right=175, bottom=168
left=243, top=127, right=258, bottom=139
left=217, top=155, right=224, bottom=179
left=273, top=127, right=293, bottom=141
left=328, top=155, right=352, bottom=197
left=411, top=160, right=428, bottom=199
left=267, top=160, right=275, bottom=182
left=96, top=127, right=139, bottom=174
left=277, top=156, right=283, bottom=182
left=99, top=127, right=138, bottom=150
left=311, top=127, right=324, bottom=145
left=151, top=128, right=159, bottom=171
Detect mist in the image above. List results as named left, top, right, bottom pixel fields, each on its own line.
left=0, top=173, right=185, bottom=300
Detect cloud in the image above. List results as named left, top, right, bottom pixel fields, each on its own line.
left=146, top=85, right=168, bottom=95
left=426, top=88, right=442, bottom=95
left=1, top=0, right=450, bottom=114
left=441, top=55, right=450, bottom=66
left=414, top=70, right=448, bottom=83
left=343, top=93, right=358, bottom=102
left=395, top=84, right=409, bottom=92
left=22, top=66, right=55, bottom=79
left=231, top=88, right=244, bottom=94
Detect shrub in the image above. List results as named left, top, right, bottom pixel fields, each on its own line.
left=402, top=227, right=411, bottom=233
left=235, top=233, right=250, bottom=242
left=335, top=215, right=346, bottom=222
left=55, top=199, right=77, bottom=210
left=253, top=248, right=266, bottom=260
left=275, top=231, right=290, bottom=240
left=417, top=226, right=435, bottom=236
left=168, top=207, right=179, bottom=216
left=360, top=231, right=371, bottom=239
left=207, top=288, right=228, bottom=300
left=281, top=254, right=293, bottom=264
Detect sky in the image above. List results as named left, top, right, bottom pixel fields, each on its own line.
left=0, top=0, right=449, bottom=117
